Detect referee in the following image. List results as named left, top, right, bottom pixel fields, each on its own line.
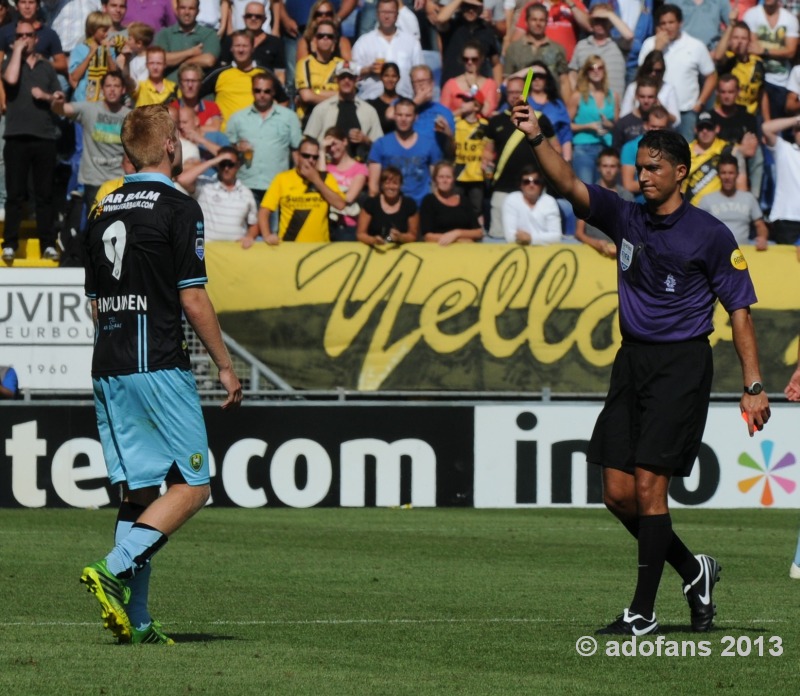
left=511, top=102, right=771, bottom=636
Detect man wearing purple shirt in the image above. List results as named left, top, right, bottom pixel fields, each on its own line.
left=511, top=101, right=771, bottom=637
left=124, top=0, right=176, bottom=31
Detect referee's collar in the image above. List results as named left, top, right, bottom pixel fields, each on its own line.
left=124, top=173, right=176, bottom=188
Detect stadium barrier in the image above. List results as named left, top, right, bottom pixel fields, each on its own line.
left=0, top=402, right=797, bottom=509
left=2, top=243, right=798, bottom=393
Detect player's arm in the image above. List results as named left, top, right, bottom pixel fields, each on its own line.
left=179, top=286, right=242, bottom=409
left=511, top=102, right=590, bottom=218
left=785, top=334, right=800, bottom=401
left=730, top=306, right=770, bottom=436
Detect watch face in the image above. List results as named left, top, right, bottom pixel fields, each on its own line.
left=747, top=382, right=763, bottom=395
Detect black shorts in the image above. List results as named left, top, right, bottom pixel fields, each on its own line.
left=587, top=339, right=713, bottom=477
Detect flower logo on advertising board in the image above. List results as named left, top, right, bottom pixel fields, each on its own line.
left=738, top=440, right=796, bottom=506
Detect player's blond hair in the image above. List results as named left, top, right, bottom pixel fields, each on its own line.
left=121, top=104, right=177, bottom=171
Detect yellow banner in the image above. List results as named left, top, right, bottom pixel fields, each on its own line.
left=205, top=242, right=800, bottom=392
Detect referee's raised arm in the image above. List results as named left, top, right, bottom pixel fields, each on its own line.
left=511, top=103, right=590, bottom=219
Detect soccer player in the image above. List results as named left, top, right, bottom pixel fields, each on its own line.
left=510, top=101, right=771, bottom=636
left=79, top=104, right=242, bottom=645
left=785, top=336, right=800, bottom=578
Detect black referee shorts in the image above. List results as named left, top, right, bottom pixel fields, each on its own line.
left=587, top=339, right=713, bottom=477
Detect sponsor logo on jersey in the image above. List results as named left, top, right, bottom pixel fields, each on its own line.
left=195, top=238, right=205, bottom=261
left=620, top=238, right=634, bottom=271
left=665, top=273, right=676, bottom=293
left=190, top=453, right=203, bottom=472
left=731, top=248, right=747, bottom=270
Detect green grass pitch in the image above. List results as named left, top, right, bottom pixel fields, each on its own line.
left=0, top=507, right=798, bottom=695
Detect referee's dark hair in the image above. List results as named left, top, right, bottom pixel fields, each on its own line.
left=639, top=128, right=691, bottom=174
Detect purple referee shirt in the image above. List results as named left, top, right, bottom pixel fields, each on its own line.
left=583, top=184, right=758, bottom=343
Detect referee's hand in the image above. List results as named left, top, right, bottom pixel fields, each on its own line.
left=741, top=393, right=770, bottom=437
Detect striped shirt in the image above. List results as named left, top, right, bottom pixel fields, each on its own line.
left=195, top=178, right=258, bottom=241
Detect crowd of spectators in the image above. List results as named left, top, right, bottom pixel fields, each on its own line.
left=2, top=0, right=800, bottom=262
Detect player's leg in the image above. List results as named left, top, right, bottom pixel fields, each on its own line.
left=791, top=532, right=800, bottom=579
left=627, top=464, right=671, bottom=623
left=604, top=466, right=707, bottom=586
left=81, top=379, right=136, bottom=641
left=602, top=466, right=638, bottom=535
left=116, top=485, right=159, bottom=639
left=632, top=340, right=718, bottom=632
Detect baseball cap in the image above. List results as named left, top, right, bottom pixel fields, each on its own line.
left=696, top=111, right=715, bottom=127
left=334, top=61, right=360, bottom=78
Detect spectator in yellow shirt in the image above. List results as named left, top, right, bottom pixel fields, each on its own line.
left=251, top=136, right=345, bottom=245
left=134, top=46, right=178, bottom=106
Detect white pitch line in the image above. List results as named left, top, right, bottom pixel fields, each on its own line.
left=0, top=617, right=790, bottom=628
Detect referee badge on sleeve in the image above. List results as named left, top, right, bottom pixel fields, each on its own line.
left=620, top=239, right=634, bottom=271
left=730, top=248, right=747, bottom=270
left=195, top=238, right=205, bottom=261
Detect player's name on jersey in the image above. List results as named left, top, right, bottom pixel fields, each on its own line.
left=96, top=294, right=148, bottom=312
left=100, top=189, right=162, bottom=212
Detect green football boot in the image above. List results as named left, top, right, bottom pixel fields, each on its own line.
left=130, top=620, right=175, bottom=645
left=80, top=560, right=132, bottom=642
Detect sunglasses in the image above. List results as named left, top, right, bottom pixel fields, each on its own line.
left=697, top=123, right=715, bottom=131
left=463, top=56, right=480, bottom=63
left=299, top=152, right=318, bottom=159
left=521, top=177, right=543, bottom=186
left=589, top=64, right=604, bottom=71
left=244, top=12, right=265, bottom=19
left=253, top=88, right=273, bottom=94
left=218, top=160, right=238, bottom=169
left=531, top=72, right=546, bottom=79
left=316, top=33, right=335, bottom=39
left=16, top=31, right=34, bottom=38
left=314, top=9, right=334, bottom=16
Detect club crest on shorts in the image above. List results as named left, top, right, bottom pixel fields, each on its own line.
left=190, top=453, right=203, bottom=471
left=195, top=237, right=205, bottom=261
left=620, top=238, right=634, bottom=271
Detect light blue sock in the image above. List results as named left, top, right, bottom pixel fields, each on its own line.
left=106, top=523, right=167, bottom=579
left=114, top=517, right=152, bottom=629
left=127, top=563, right=153, bottom=630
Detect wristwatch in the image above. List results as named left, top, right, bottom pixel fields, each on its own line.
left=744, top=381, right=764, bottom=395
left=528, top=133, right=545, bottom=147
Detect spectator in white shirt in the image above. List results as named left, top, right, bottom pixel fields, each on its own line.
left=351, top=0, right=424, bottom=100
left=744, top=0, right=799, bottom=120
left=637, top=3, right=716, bottom=141
left=503, top=165, right=562, bottom=245
left=177, top=145, right=259, bottom=243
